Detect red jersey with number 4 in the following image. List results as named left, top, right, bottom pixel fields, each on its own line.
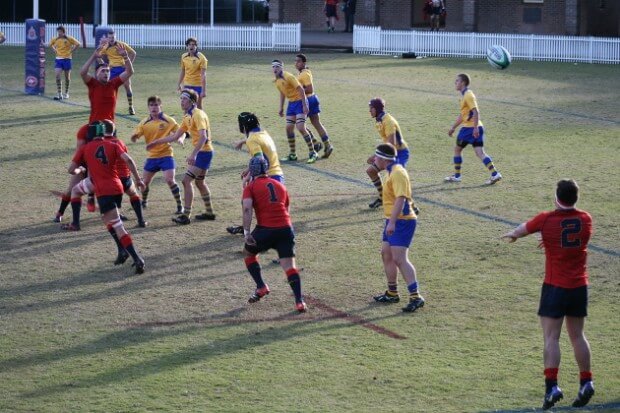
left=72, top=138, right=126, bottom=196
left=525, top=209, right=593, bottom=289
left=87, top=77, right=124, bottom=122
left=243, top=176, right=291, bottom=228
left=105, top=136, right=131, bottom=178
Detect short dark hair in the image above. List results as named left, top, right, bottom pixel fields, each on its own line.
left=95, top=62, right=109, bottom=72
left=238, top=112, right=260, bottom=133
left=556, top=179, right=579, bottom=206
left=108, top=28, right=115, bottom=34
left=457, top=73, right=471, bottom=86
left=376, top=143, right=396, bottom=158
left=101, top=119, right=115, bottom=135
left=147, top=95, right=162, bottom=105
left=56, top=25, right=66, bottom=33
left=185, top=37, right=198, bottom=47
left=369, top=97, right=385, bottom=113
left=296, top=54, right=307, bottom=63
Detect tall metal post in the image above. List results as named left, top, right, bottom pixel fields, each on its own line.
left=33, top=0, right=39, bottom=18
left=210, top=0, right=214, bottom=26
left=102, top=0, right=109, bottom=26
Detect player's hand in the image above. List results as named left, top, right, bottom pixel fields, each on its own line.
left=244, top=234, right=257, bottom=246
left=116, top=43, right=128, bottom=57
left=303, top=104, right=309, bottom=116
left=501, top=233, right=517, bottom=243
left=177, top=84, right=183, bottom=92
left=366, top=155, right=375, bottom=164
left=448, top=127, right=455, bottom=137
left=233, top=140, right=245, bottom=151
left=145, top=140, right=159, bottom=150
left=473, top=127, right=480, bottom=139
left=200, top=90, right=206, bottom=98
left=187, top=154, right=197, bottom=166
left=177, top=135, right=185, bottom=146
left=278, top=109, right=284, bottom=117
left=130, top=135, right=139, bottom=143
left=386, top=221, right=396, bottom=236
left=137, top=179, right=146, bottom=192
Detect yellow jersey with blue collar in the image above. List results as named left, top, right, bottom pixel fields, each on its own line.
left=180, top=107, right=212, bottom=152
left=49, top=35, right=80, bottom=59
left=102, top=40, right=136, bottom=67
left=275, top=71, right=303, bottom=102
left=375, top=113, right=408, bottom=150
left=459, top=89, right=483, bottom=128
left=134, top=113, right=179, bottom=158
left=246, top=130, right=283, bottom=177
left=297, top=68, right=315, bottom=97
left=181, top=51, right=208, bottom=86
left=382, top=164, right=417, bottom=220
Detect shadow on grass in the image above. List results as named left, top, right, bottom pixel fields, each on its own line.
left=0, top=147, right=76, bottom=163
left=15, top=306, right=403, bottom=398
left=478, top=399, right=620, bottom=412
left=0, top=111, right=90, bottom=129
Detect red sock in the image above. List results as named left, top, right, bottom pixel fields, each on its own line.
left=580, top=371, right=592, bottom=385
left=120, top=234, right=133, bottom=249
left=544, top=368, right=559, bottom=381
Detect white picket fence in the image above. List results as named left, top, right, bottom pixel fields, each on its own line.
left=353, top=25, right=620, bottom=64
left=0, top=22, right=300, bottom=51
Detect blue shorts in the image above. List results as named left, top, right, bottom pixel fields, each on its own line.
left=286, top=100, right=305, bottom=117
left=110, top=66, right=125, bottom=79
left=538, top=283, right=588, bottom=318
left=307, top=95, right=321, bottom=116
left=144, top=156, right=175, bottom=173
left=457, top=126, right=485, bottom=147
left=55, top=58, right=72, bottom=71
left=382, top=219, right=416, bottom=247
left=195, top=150, right=213, bottom=170
left=269, top=175, right=284, bottom=184
left=184, top=85, right=202, bottom=95
left=396, top=148, right=409, bottom=167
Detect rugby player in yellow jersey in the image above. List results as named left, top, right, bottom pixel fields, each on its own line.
left=130, top=95, right=183, bottom=214
left=271, top=59, right=319, bottom=164
left=178, top=37, right=207, bottom=109
left=100, top=29, right=137, bottom=115
left=371, top=143, right=425, bottom=313
left=445, top=73, right=502, bottom=185
left=294, top=54, right=334, bottom=159
left=49, top=25, right=81, bottom=100
left=367, top=97, right=410, bottom=209
left=146, top=89, right=215, bottom=225
left=227, top=111, right=284, bottom=235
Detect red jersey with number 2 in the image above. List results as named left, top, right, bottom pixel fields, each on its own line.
left=72, top=139, right=125, bottom=196
left=87, top=77, right=124, bottom=122
left=242, top=176, right=291, bottom=228
left=526, top=209, right=593, bottom=288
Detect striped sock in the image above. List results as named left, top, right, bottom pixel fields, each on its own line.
left=408, top=281, right=420, bottom=299
left=184, top=206, right=192, bottom=218
left=321, top=134, right=332, bottom=149
left=64, top=76, right=70, bottom=94
left=119, top=234, right=140, bottom=262
left=169, top=183, right=182, bottom=209
left=141, top=186, right=150, bottom=203
left=127, top=93, right=133, bottom=108
left=482, top=156, right=498, bottom=176
left=580, top=371, right=593, bottom=386
left=544, top=368, right=559, bottom=393
left=454, top=156, right=462, bottom=178
left=387, top=282, right=398, bottom=294
left=287, top=133, right=296, bottom=155
left=107, top=224, right=124, bottom=254
left=244, top=256, right=265, bottom=288
left=286, top=268, right=303, bottom=303
left=202, top=191, right=214, bottom=215
left=371, top=177, right=383, bottom=197
left=56, top=78, right=62, bottom=95
left=302, top=134, right=315, bottom=153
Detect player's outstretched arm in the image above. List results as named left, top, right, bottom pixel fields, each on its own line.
left=121, top=153, right=145, bottom=191
left=502, top=223, right=528, bottom=243
left=145, top=129, right=185, bottom=150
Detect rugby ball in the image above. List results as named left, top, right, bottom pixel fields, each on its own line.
left=487, top=45, right=512, bottom=70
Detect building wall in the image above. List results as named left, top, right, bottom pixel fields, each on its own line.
left=581, top=0, right=620, bottom=37
left=474, top=0, right=568, bottom=34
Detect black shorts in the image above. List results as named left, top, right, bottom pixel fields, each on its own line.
left=120, top=176, right=133, bottom=191
left=538, top=283, right=588, bottom=318
left=245, top=226, right=296, bottom=259
left=98, top=194, right=123, bottom=214
left=456, top=138, right=484, bottom=148
left=325, top=4, right=337, bottom=17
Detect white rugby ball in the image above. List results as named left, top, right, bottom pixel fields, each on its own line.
left=487, top=45, right=512, bottom=70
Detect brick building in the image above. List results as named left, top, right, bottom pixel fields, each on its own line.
left=269, top=0, right=619, bottom=36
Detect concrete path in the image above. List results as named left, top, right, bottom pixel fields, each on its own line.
left=301, top=30, right=353, bottom=51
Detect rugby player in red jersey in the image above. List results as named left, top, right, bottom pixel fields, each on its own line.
left=62, top=122, right=147, bottom=230
left=503, top=179, right=595, bottom=410
left=67, top=120, right=145, bottom=274
left=241, top=156, right=306, bottom=313
left=54, top=43, right=134, bottom=223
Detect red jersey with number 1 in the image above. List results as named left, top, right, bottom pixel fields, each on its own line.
left=72, top=138, right=125, bottom=196
left=525, top=209, right=593, bottom=289
left=242, top=176, right=291, bottom=228
left=87, top=77, right=124, bottom=122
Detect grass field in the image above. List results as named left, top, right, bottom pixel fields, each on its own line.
left=0, top=46, right=619, bottom=412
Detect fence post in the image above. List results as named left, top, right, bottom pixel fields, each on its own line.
left=588, top=36, right=593, bottom=64
left=529, top=34, right=534, bottom=61
left=470, top=32, right=475, bottom=58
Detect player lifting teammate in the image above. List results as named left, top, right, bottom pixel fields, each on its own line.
left=99, top=29, right=137, bottom=115
left=241, top=156, right=306, bottom=313
left=66, top=120, right=145, bottom=274
left=146, top=88, right=215, bottom=225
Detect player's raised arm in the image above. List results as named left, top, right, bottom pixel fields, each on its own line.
left=117, top=45, right=134, bottom=82
left=80, top=49, right=101, bottom=83
left=146, top=128, right=186, bottom=150
left=502, top=223, right=529, bottom=243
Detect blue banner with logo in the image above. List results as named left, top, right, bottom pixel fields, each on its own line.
left=25, top=19, right=46, bottom=95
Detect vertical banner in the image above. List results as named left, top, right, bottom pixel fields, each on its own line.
left=25, top=19, right=46, bottom=95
